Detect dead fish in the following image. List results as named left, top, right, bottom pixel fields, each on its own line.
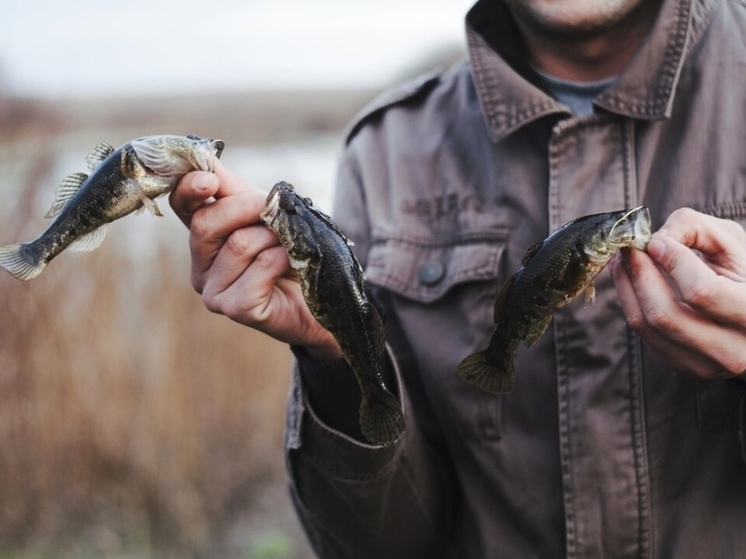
left=261, top=181, right=405, bottom=446
left=457, top=206, right=651, bottom=395
left=0, top=134, right=224, bottom=280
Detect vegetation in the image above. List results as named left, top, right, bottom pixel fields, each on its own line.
left=0, top=97, right=320, bottom=558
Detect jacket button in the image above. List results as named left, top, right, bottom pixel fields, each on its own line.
left=418, top=260, right=446, bottom=286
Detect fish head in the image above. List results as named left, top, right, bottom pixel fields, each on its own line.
left=260, top=181, right=320, bottom=269
left=129, top=134, right=225, bottom=176
left=582, top=206, right=652, bottom=265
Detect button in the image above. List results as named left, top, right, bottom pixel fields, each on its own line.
left=418, top=260, right=446, bottom=286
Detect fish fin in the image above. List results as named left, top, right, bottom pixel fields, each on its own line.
left=366, top=302, right=386, bottom=351
left=584, top=284, right=596, bottom=305
left=45, top=172, right=88, bottom=218
left=492, top=274, right=516, bottom=322
left=521, top=239, right=545, bottom=266
left=0, top=243, right=45, bottom=281
left=69, top=224, right=109, bottom=252
left=359, top=389, right=405, bottom=446
left=85, top=143, right=115, bottom=171
left=457, top=349, right=515, bottom=395
left=141, top=196, right=163, bottom=217
left=524, top=314, right=553, bottom=347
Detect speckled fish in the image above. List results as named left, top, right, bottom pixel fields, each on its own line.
left=0, top=134, right=224, bottom=280
left=261, top=181, right=405, bottom=446
left=457, top=206, right=651, bottom=395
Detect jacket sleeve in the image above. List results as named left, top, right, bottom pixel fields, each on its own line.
left=283, top=141, right=454, bottom=558
left=285, top=350, right=453, bottom=559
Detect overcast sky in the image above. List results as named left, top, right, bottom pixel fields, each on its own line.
left=0, top=0, right=474, bottom=98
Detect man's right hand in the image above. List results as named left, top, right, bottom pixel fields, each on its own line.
left=168, top=161, right=342, bottom=361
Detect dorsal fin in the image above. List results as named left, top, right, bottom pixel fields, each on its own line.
left=86, top=143, right=115, bottom=171
left=45, top=172, right=88, bottom=218
left=521, top=240, right=545, bottom=266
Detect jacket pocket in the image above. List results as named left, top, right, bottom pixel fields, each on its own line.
left=365, top=230, right=507, bottom=303
left=365, top=228, right=509, bottom=440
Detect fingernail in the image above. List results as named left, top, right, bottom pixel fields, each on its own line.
left=193, top=173, right=216, bottom=191
left=647, top=238, right=666, bottom=260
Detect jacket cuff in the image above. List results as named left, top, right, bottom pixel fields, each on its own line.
left=285, top=345, right=408, bottom=479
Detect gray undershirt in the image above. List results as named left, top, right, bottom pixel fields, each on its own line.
left=534, top=68, right=618, bottom=117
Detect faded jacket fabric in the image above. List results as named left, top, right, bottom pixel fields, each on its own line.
left=285, top=0, right=746, bottom=557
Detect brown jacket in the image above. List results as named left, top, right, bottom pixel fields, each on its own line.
left=286, top=0, right=746, bottom=557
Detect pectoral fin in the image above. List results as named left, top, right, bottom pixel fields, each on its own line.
left=141, top=196, right=163, bottom=217
left=584, top=284, right=597, bottom=305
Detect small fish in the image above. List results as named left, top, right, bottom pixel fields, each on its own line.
left=457, top=206, right=652, bottom=395
left=0, top=134, right=224, bottom=280
left=261, top=181, right=405, bottom=446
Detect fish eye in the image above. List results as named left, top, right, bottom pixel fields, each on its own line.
left=280, top=199, right=298, bottom=215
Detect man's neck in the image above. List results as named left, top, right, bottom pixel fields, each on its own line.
left=512, top=1, right=664, bottom=82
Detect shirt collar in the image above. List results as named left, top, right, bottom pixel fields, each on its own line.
left=466, top=0, right=719, bottom=142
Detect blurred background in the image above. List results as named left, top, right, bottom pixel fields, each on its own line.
left=0, top=0, right=471, bottom=557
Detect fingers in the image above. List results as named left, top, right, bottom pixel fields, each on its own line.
left=611, top=247, right=746, bottom=378
left=188, top=191, right=272, bottom=291
left=655, top=207, right=746, bottom=280
left=200, top=225, right=284, bottom=297
left=170, top=160, right=264, bottom=228
left=647, top=234, right=746, bottom=327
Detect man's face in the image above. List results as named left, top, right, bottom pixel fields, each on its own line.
left=502, top=0, right=655, bottom=39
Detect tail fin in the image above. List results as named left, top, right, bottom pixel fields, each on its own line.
left=0, top=243, right=46, bottom=281
left=359, top=389, right=406, bottom=446
left=457, top=349, right=515, bottom=395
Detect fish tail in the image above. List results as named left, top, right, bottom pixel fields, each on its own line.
left=359, top=388, right=406, bottom=446
left=457, top=349, right=515, bottom=395
left=0, top=243, right=46, bottom=281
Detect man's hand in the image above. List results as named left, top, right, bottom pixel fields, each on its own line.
left=169, top=161, right=342, bottom=361
left=611, top=208, right=746, bottom=379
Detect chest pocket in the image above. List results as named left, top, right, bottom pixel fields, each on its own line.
left=364, top=228, right=509, bottom=441
left=365, top=231, right=505, bottom=302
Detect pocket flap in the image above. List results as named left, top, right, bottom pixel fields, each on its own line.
left=365, top=230, right=508, bottom=303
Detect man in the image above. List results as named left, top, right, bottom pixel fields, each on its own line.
left=170, top=0, right=746, bottom=556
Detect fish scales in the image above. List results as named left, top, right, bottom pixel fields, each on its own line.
left=261, top=181, right=405, bottom=446
left=457, top=207, right=652, bottom=395
left=0, top=134, right=224, bottom=280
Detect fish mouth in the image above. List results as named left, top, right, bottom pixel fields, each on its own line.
left=212, top=139, right=225, bottom=159
left=193, top=138, right=224, bottom=172
left=608, top=206, right=651, bottom=250
left=260, top=186, right=281, bottom=228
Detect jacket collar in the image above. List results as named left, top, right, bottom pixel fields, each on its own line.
left=466, top=0, right=719, bottom=142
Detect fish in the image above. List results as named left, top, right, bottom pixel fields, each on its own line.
left=457, top=206, right=652, bottom=395
left=260, top=181, right=405, bottom=446
left=0, top=134, right=225, bottom=281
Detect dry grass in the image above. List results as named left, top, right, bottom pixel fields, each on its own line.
left=0, top=229, right=296, bottom=558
